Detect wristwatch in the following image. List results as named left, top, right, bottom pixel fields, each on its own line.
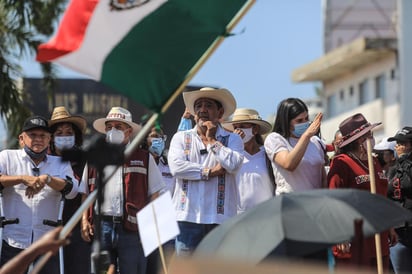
left=46, top=174, right=52, bottom=185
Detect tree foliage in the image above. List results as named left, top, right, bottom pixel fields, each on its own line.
left=0, top=0, right=66, bottom=147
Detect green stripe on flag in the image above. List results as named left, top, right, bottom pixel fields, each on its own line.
left=101, top=0, right=247, bottom=112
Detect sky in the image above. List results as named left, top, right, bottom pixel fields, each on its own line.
left=21, top=0, right=323, bottom=120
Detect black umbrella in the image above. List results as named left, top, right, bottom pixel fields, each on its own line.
left=195, top=189, right=412, bottom=264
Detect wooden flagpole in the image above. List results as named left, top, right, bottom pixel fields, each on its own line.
left=366, top=139, right=383, bottom=274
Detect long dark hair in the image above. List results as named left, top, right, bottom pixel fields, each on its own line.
left=272, top=98, right=308, bottom=138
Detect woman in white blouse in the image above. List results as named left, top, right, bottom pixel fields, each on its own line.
left=264, top=98, right=326, bottom=195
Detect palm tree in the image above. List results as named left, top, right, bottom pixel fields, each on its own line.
left=0, top=0, right=66, bottom=147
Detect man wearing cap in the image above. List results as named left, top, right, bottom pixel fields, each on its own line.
left=80, top=107, right=165, bottom=274
left=168, top=87, right=244, bottom=256
left=386, top=126, right=412, bottom=273
left=0, top=115, right=78, bottom=273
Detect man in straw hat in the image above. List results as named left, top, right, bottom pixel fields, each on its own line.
left=0, top=115, right=78, bottom=273
left=168, top=87, right=244, bottom=256
left=80, top=106, right=164, bottom=274
left=223, top=108, right=275, bottom=214
left=327, top=113, right=397, bottom=270
left=48, top=106, right=90, bottom=274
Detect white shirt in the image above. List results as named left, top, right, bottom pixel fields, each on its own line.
left=168, top=125, right=244, bottom=224
left=100, top=152, right=165, bottom=216
left=264, top=133, right=325, bottom=195
left=157, top=158, right=175, bottom=195
left=236, top=147, right=274, bottom=214
left=0, top=149, right=78, bottom=249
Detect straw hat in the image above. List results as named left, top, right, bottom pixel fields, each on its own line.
left=183, top=87, right=236, bottom=120
left=222, top=108, right=272, bottom=135
left=48, top=106, right=87, bottom=133
left=93, top=106, right=141, bottom=134
left=338, top=113, right=382, bottom=148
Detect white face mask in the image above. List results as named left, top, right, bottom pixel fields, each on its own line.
left=106, top=128, right=125, bottom=144
left=54, top=135, right=75, bottom=150
left=240, top=127, right=254, bottom=143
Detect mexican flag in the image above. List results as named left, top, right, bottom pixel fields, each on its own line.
left=37, top=0, right=253, bottom=112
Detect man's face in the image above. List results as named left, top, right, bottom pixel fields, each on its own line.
left=193, top=98, right=223, bottom=125
left=105, top=121, right=132, bottom=143
left=19, top=129, right=51, bottom=152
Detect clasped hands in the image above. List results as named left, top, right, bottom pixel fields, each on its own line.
left=22, top=175, right=49, bottom=198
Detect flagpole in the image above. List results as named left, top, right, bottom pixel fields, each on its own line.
left=160, top=0, right=256, bottom=114
left=366, top=139, right=383, bottom=274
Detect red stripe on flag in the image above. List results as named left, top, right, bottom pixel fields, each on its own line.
left=36, top=0, right=99, bottom=62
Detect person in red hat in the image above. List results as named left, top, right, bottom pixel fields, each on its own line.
left=327, top=113, right=397, bottom=271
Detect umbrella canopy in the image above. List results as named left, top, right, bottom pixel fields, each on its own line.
left=195, top=189, right=412, bottom=264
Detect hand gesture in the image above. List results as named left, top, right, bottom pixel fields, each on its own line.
left=304, top=113, right=323, bottom=138
left=182, top=107, right=192, bottom=119
left=209, top=163, right=226, bottom=177
left=202, top=121, right=218, bottom=142
left=33, top=226, right=70, bottom=255
left=81, top=218, right=94, bottom=242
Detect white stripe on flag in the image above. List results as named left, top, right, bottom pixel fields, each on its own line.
left=57, top=0, right=167, bottom=80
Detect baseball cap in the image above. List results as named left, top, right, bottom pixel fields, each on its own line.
left=388, top=127, right=412, bottom=142
left=22, top=116, right=50, bottom=132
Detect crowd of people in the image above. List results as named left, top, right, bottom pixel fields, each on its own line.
left=0, top=86, right=411, bottom=274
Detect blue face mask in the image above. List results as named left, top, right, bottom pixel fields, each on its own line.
left=24, top=145, right=48, bottom=160
left=292, top=121, right=310, bottom=137
left=149, top=138, right=165, bottom=156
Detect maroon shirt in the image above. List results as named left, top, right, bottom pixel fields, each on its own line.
left=328, top=153, right=389, bottom=263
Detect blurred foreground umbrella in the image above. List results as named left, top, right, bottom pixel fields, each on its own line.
left=195, top=189, right=412, bottom=264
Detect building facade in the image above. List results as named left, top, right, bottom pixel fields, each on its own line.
left=292, top=0, right=412, bottom=143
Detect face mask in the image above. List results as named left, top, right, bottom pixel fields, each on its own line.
left=239, top=128, right=254, bottom=143
left=149, top=138, right=165, bottom=156
left=177, top=118, right=192, bottom=131
left=106, top=129, right=125, bottom=144
left=54, top=136, right=75, bottom=150
left=24, top=145, right=48, bottom=160
left=292, top=121, right=310, bottom=137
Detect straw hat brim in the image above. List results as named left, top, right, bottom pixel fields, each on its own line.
left=48, top=116, right=87, bottom=133
left=93, top=117, right=141, bottom=135
left=183, top=89, right=236, bottom=120
left=222, top=119, right=272, bottom=135
left=339, top=122, right=382, bottom=148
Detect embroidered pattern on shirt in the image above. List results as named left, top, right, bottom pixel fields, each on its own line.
left=180, top=182, right=188, bottom=211
left=217, top=176, right=225, bottom=214
left=216, top=135, right=229, bottom=214
left=355, top=174, right=369, bottom=185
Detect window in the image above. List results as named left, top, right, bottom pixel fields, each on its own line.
left=349, top=86, right=354, bottom=96
left=327, top=94, right=337, bottom=117
left=375, top=74, right=385, bottom=99
left=340, top=90, right=344, bottom=100
left=359, top=80, right=368, bottom=105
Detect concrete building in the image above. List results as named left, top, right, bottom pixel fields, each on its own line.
left=292, top=0, right=412, bottom=143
